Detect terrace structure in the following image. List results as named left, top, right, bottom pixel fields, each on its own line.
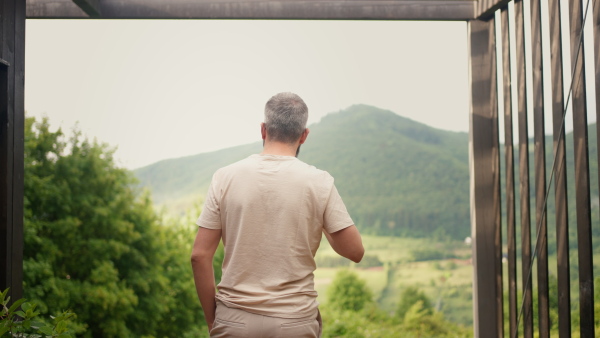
left=1, top=0, right=597, bottom=336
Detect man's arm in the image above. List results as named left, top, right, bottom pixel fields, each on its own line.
left=323, top=225, right=364, bottom=263
left=191, top=227, right=222, bottom=332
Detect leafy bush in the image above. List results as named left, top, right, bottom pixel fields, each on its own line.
left=396, top=286, right=433, bottom=319
left=1, top=288, right=75, bottom=337
left=320, top=291, right=472, bottom=338
left=320, top=303, right=401, bottom=338
left=327, top=270, right=373, bottom=312
left=402, top=301, right=450, bottom=336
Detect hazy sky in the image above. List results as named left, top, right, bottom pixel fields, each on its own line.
left=26, top=19, right=470, bottom=169
left=24, top=1, right=600, bottom=170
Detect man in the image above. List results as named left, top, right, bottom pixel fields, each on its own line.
left=191, top=92, right=364, bottom=337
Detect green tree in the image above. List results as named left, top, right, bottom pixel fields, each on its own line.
left=396, top=286, right=433, bottom=319
left=402, top=301, right=450, bottom=336
left=22, top=117, right=205, bottom=337
left=327, top=270, right=373, bottom=312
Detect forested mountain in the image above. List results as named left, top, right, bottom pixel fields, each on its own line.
left=300, top=105, right=470, bottom=238
left=135, top=105, right=471, bottom=239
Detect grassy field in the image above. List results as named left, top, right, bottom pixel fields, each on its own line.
left=314, top=235, right=474, bottom=326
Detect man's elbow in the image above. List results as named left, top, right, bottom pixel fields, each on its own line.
left=190, top=250, right=211, bottom=266
left=349, top=246, right=365, bottom=263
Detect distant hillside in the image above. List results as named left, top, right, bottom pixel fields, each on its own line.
left=135, top=141, right=261, bottom=208
left=136, top=105, right=471, bottom=239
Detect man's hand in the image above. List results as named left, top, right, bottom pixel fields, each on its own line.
left=323, top=225, right=364, bottom=263
left=191, top=227, right=222, bottom=332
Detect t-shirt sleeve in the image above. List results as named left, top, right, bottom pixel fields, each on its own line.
left=196, top=175, right=222, bottom=229
left=323, top=183, right=354, bottom=234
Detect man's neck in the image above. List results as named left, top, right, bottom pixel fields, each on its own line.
left=261, top=141, right=298, bottom=157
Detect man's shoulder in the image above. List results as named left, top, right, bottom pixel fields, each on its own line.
left=212, top=155, right=335, bottom=185
left=212, top=155, right=256, bottom=176
left=293, top=159, right=335, bottom=184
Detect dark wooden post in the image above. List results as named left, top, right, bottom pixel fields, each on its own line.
left=515, top=0, right=534, bottom=335
left=567, top=0, right=595, bottom=335
left=500, top=6, right=518, bottom=337
left=547, top=0, right=571, bottom=335
left=530, top=0, right=550, bottom=335
left=468, top=17, right=503, bottom=338
left=0, top=0, right=25, bottom=303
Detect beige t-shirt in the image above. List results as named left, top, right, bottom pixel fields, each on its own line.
left=196, top=154, right=354, bottom=318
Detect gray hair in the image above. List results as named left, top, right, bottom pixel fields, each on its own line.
left=264, top=92, right=309, bottom=144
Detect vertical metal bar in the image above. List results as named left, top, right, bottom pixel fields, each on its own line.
left=515, top=0, right=534, bottom=336
left=0, top=0, right=24, bottom=303
left=469, top=17, right=503, bottom=338
left=567, top=0, right=595, bottom=334
left=547, top=0, right=571, bottom=335
left=501, top=6, right=518, bottom=337
left=530, top=0, right=550, bottom=335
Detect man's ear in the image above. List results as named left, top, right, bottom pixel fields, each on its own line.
left=299, top=128, right=310, bottom=144
left=261, top=123, right=267, bottom=140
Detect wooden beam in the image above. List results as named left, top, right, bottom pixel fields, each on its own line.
left=530, top=0, right=549, bottom=335
left=500, top=6, right=518, bottom=338
left=27, top=0, right=476, bottom=21
left=567, top=0, right=595, bottom=334
left=514, top=0, right=534, bottom=336
left=477, top=0, right=510, bottom=20
left=468, top=17, right=503, bottom=338
left=72, top=0, right=102, bottom=18
left=547, top=0, right=571, bottom=335
left=0, top=0, right=25, bottom=304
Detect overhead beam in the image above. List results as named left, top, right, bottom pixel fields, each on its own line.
left=476, top=0, right=510, bottom=20
left=27, top=0, right=476, bottom=21
left=72, top=0, right=102, bottom=18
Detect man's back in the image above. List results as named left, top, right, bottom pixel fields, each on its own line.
left=197, top=154, right=353, bottom=318
left=191, top=92, right=363, bottom=337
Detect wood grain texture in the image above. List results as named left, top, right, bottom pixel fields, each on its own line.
left=567, top=0, right=595, bottom=335
left=27, top=0, right=476, bottom=20
left=529, top=0, right=549, bottom=335
left=500, top=6, right=518, bottom=338
left=515, top=1, right=533, bottom=336
left=468, top=17, right=503, bottom=338
left=0, top=0, right=25, bottom=304
left=547, top=0, right=571, bottom=335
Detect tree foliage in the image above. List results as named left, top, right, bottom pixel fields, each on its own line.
left=1, top=288, right=76, bottom=338
left=396, top=286, right=434, bottom=319
left=402, top=300, right=451, bottom=336
left=321, top=274, right=471, bottom=337
left=22, top=117, right=206, bottom=337
left=327, top=270, right=373, bottom=312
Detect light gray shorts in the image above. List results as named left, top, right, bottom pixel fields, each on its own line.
left=210, top=301, right=322, bottom=338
